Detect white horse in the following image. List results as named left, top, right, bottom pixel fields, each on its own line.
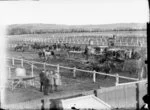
left=88, top=46, right=95, bottom=55
left=43, top=50, right=55, bottom=61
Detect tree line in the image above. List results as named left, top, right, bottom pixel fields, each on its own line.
left=7, top=23, right=146, bottom=35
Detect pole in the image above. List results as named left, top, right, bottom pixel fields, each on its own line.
left=115, top=73, right=119, bottom=86
left=136, top=83, right=140, bottom=110
left=43, top=63, right=46, bottom=71
left=12, top=57, right=14, bottom=66
left=31, top=64, right=34, bottom=77
left=31, top=64, right=34, bottom=86
left=73, top=67, right=76, bottom=78
left=57, top=64, right=60, bottom=73
left=21, top=59, right=23, bottom=67
left=93, top=70, right=96, bottom=83
left=8, top=68, right=11, bottom=78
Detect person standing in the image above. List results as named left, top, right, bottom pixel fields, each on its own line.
left=43, top=70, right=50, bottom=95
left=48, top=70, right=54, bottom=93
left=104, top=60, right=111, bottom=79
left=53, top=70, right=62, bottom=91
left=39, top=70, right=46, bottom=92
left=84, top=45, right=89, bottom=60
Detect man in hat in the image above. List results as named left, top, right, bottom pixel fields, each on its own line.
left=39, top=70, right=46, bottom=92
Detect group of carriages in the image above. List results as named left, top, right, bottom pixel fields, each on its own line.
left=14, top=41, right=142, bottom=62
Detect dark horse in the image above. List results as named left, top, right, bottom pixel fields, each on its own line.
left=14, top=45, right=24, bottom=52
left=38, top=51, right=45, bottom=58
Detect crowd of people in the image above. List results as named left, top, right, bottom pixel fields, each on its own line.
left=39, top=69, right=62, bottom=95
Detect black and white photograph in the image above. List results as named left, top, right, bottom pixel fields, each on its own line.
left=0, top=0, right=149, bottom=109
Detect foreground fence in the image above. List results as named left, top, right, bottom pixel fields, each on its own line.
left=97, top=79, right=147, bottom=109
left=6, top=57, right=139, bottom=86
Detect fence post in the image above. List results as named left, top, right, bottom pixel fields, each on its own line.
left=115, top=73, right=119, bottom=86
left=8, top=67, right=11, bottom=78
left=21, top=59, right=24, bottom=67
left=93, top=70, right=96, bottom=83
left=57, top=64, right=60, bottom=73
left=136, top=83, right=140, bottom=110
left=73, top=67, right=76, bottom=78
left=43, top=63, right=46, bottom=71
left=31, top=63, right=34, bottom=86
left=12, top=57, right=14, bottom=66
left=31, top=64, right=34, bottom=77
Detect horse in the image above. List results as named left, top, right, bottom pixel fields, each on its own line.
left=14, top=45, right=24, bottom=52
left=38, top=51, right=45, bottom=58
left=43, top=50, right=55, bottom=61
left=83, top=45, right=89, bottom=60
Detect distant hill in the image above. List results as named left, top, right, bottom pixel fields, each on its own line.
left=7, top=23, right=146, bottom=35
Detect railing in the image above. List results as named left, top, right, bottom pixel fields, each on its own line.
left=6, top=57, right=139, bottom=86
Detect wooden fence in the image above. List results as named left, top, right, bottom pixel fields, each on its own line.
left=96, top=79, right=147, bottom=109
left=6, top=57, right=139, bottom=85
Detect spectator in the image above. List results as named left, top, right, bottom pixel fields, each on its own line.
left=39, top=70, right=46, bottom=92
left=53, top=70, right=62, bottom=91
left=48, top=70, right=55, bottom=93
left=104, top=60, right=111, bottom=79
left=43, top=70, right=50, bottom=95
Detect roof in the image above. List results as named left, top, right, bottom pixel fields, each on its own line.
left=61, top=95, right=111, bottom=110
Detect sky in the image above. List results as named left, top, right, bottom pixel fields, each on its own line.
left=0, top=0, right=149, bottom=25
